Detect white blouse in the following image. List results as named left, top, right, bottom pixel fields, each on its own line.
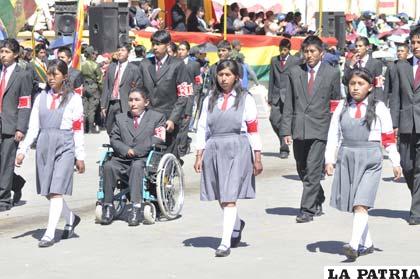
left=17, top=90, right=85, bottom=160
left=196, top=91, right=262, bottom=151
left=325, top=99, right=400, bottom=167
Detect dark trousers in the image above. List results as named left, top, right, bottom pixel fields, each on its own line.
left=175, top=117, right=191, bottom=157
left=0, top=135, right=18, bottom=206
left=103, top=157, right=146, bottom=204
left=293, top=139, right=326, bottom=215
left=83, top=94, right=99, bottom=132
left=105, top=101, right=122, bottom=134
left=269, top=102, right=289, bottom=153
left=399, top=133, right=420, bottom=219
left=166, top=124, right=181, bottom=159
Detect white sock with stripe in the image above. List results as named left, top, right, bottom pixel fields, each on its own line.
left=231, top=214, right=241, bottom=238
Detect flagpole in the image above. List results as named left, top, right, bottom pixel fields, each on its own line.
left=223, top=0, right=227, bottom=40
left=318, top=0, right=323, bottom=36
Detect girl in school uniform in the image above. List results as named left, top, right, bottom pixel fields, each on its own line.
left=15, top=59, right=85, bottom=248
left=325, top=68, right=402, bottom=261
left=194, top=59, right=263, bottom=257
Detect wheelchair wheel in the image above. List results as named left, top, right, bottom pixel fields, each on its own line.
left=95, top=203, right=103, bottom=223
left=156, top=153, right=184, bottom=220
left=142, top=201, right=156, bottom=225
left=113, top=186, right=129, bottom=219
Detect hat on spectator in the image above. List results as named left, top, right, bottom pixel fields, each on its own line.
left=84, top=46, right=95, bottom=55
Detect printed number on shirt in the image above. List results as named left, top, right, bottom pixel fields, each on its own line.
left=18, top=96, right=31, bottom=109
left=177, top=82, right=193, bottom=97
left=154, top=126, right=166, bottom=142
left=246, top=119, right=258, bottom=133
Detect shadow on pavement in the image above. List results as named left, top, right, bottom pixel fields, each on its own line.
left=12, top=200, right=27, bottom=207
left=12, top=228, right=79, bottom=241
left=369, top=209, right=409, bottom=220
left=382, top=177, right=406, bottom=183
left=183, top=237, right=249, bottom=249
left=282, top=175, right=301, bottom=181
left=261, top=152, right=280, bottom=158
left=265, top=207, right=300, bottom=216
left=306, top=240, right=347, bottom=255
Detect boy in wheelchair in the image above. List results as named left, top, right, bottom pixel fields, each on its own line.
left=101, top=89, right=166, bottom=226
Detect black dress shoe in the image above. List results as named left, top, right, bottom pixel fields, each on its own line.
left=358, top=245, right=374, bottom=256
left=408, top=217, right=420, bottom=225
left=279, top=151, right=289, bottom=159
left=215, top=245, right=231, bottom=257
left=38, top=237, right=55, bottom=248
left=62, top=215, right=81, bottom=239
left=127, top=206, right=141, bottom=226
left=296, top=212, right=313, bottom=223
left=231, top=220, right=245, bottom=248
left=314, top=204, right=324, bottom=217
left=100, top=205, right=115, bottom=225
left=0, top=204, right=11, bottom=212
left=343, top=244, right=358, bottom=260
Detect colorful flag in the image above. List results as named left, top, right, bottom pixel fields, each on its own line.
left=71, top=1, right=86, bottom=70
left=0, top=0, right=36, bottom=38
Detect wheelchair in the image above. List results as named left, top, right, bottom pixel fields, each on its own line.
left=95, top=144, right=185, bottom=224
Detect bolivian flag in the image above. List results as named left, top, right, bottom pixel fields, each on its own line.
left=0, top=0, right=36, bottom=38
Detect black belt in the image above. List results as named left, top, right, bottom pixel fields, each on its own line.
left=109, top=99, right=120, bottom=104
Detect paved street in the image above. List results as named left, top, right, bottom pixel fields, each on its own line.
left=0, top=91, right=419, bottom=279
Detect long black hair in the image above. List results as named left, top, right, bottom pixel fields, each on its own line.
left=208, top=59, right=244, bottom=112
left=342, top=68, right=377, bottom=129
left=46, top=59, right=72, bottom=108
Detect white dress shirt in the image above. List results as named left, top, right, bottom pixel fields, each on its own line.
left=156, top=54, right=168, bottom=71
left=413, top=56, right=420, bottom=77
left=307, top=61, right=321, bottom=82
left=115, top=60, right=129, bottom=83
left=325, top=99, right=400, bottom=167
left=196, top=91, right=262, bottom=151
left=18, top=90, right=85, bottom=160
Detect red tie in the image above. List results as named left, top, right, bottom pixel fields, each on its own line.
left=112, top=64, right=122, bottom=98
left=221, top=93, right=231, bottom=111
left=156, top=60, right=162, bottom=72
left=357, top=59, right=362, bottom=68
left=50, top=93, right=60, bottom=110
left=0, top=67, right=7, bottom=113
left=280, top=59, right=286, bottom=69
left=414, top=60, right=420, bottom=88
left=133, top=116, right=139, bottom=128
left=355, top=102, right=363, bottom=119
left=307, top=68, right=315, bottom=96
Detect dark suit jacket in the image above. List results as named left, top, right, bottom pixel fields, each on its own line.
left=343, top=55, right=385, bottom=101
left=138, top=56, right=192, bottom=124
left=110, top=109, right=166, bottom=159
left=171, top=4, right=186, bottom=31
left=101, top=62, right=141, bottom=114
left=68, top=67, right=84, bottom=89
left=383, top=60, right=398, bottom=106
left=0, top=64, right=32, bottom=135
left=390, top=57, right=420, bottom=134
left=280, top=63, right=341, bottom=140
left=268, top=54, right=301, bottom=105
left=185, top=58, right=201, bottom=116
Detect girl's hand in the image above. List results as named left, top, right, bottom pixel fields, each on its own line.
left=393, top=166, right=402, bottom=181
left=253, top=160, right=263, bottom=176
left=325, top=163, right=334, bottom=176
left=194, top=155, right=202, bottom=173
left=76, top=160, right=85, bottom=174
left=15, top=154, right=25, bottom=167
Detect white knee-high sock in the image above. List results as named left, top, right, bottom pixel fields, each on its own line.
left=61, top=199, right=74, bottom=225
left=360, top=224, right=373, bottom=248
left=349, top=212, right=368, bottom=249
left=231, top=214, right=241, bottom=238
left=43, top=197, right=63, bottom=240
left=219, top=206, right=237, bottom=249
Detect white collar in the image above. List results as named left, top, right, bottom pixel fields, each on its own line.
left=156, top=54, right=168, bottom=65
left=413, top=56, right=420, bottom=65
left=350, top=97, right=369, bottom=106
left=183, top=57, right=189, bottom=65
left=307, top=61, right=321, bottom=73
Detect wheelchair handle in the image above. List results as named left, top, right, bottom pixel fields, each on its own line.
left=152, top=144, right=167, bottom=152
left=102, top=144, right=112, bottom=148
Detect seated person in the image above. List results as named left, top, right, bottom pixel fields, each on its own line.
left=100, top=89, right=166, bottom=226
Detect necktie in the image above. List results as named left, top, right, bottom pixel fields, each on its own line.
left=414, top=60, right=420, bottom=88
left=133, top=116, right=139, bottom=128
left=0, top=67, right=7, bottom=113
left=280, top=59, right=286, bottom=70
left=357, top=59, right=362, bottom=68
left=112, top=64, right=122, bottom=98
left=221, top=93, right=231, bottom=111
left=355, top=102, right=363, bottom=119
left=50, top=93, right=60, bottom=110
left=307, top=68, right=315, bottom=96
left=156, top=60, right=162, bottom=72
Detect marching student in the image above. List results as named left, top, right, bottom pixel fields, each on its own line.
left=194, top=59, right=263, bottom=257
left=100, top=89, right=166, bottom=226
left=280, top=35, right=341, bottom=223
left=15, top=59, right=85, bottom=247
left=325, top=68, right=401, bottom=261
left=0, top=38, right=32, bottom=212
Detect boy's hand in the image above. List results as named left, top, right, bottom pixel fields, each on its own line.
left=15, top=154, right=25, bottom=167
left=325, top=163, right=334, bottom=176
left=127, top=148, right=136, bottom=158
left=393, top=166, right=402, bottom=181
left=76, top=160, right=85, bottom=173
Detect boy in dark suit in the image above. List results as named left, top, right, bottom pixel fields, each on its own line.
left=138, top=30, right=192, bottom=159
left=280, top=35, right=341, bottom=223
left=101, top=43, right=141, bottom=134
left=268, top=38, right=301, bottom=159
left=0, top=39, right=32, bottom=211
left=390, top=26, right=420, bottom=225
left=56, top=46, right=83, bottom=92
left=101, top=89, right=166, bottom=226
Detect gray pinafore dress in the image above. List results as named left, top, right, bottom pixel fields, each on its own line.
left=200, top=94, right=255, bottom=202
left=330, top=107, right=382, bottom=212
left=36, top=92, right=75, bottom=196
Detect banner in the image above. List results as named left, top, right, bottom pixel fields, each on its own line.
left=0, top=0, right=36, bottom=38
left=71, top=2, right=86, bottom=70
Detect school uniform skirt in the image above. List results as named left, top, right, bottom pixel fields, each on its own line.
left=200, top=133, right=255, bottom=203
left=330, top=141, right=382, bottom=213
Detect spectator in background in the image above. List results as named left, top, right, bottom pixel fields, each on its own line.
left=264, top=11, right=280, bottom=36
left=243, top=11, right=257, bottom=34
left=284, top=12, right=305, bottom=36
left=231, top=40, right=259, bottom=88
left=130, top=45, right=146, bottom=67
left=171, top=0, right=187, bottom=31
left=187, top=7, right=212, bottom=32
left=167, top=42, right=178, bottom=57
left=396, top=43, right=410, bottom=60
left=135, top=0, right=152, bottom=30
